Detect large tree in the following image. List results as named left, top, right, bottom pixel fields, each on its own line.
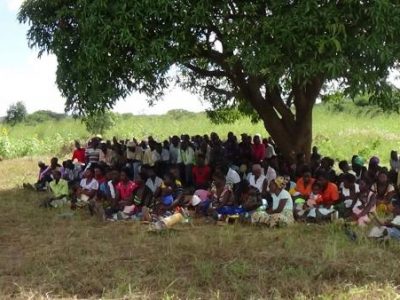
left=19, top=1, right=400, bottom=158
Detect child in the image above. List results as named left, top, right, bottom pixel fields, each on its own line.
left=352, top=179, right=376, bottom=226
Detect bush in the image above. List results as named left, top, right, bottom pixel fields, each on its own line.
left=5, top=101, right=27, bottom=125
left=25, top=110, right=66, bottom=124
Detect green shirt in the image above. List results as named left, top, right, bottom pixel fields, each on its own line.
left=49, top=179, right=69, bottom=198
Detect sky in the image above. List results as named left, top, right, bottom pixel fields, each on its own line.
left=0, top=0, right=208, bottom=117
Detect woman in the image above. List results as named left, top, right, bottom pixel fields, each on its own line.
left=295, top=166, right=315, bottom=198
left=246, top=164, right=268, bottom=196
left=371, top=170, right=396, bottom=215
left=74, top=168, right=99, bottom=209
left=352, top=178, right=377, bottom=226
left=251, top=177, right=294, bottom=227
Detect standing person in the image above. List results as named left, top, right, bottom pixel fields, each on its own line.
left=238, top=134, right=253, bottom=170
left=177, top=140, right=195, bottom=186
left=85, top=139, right=101, bottom=165
left=389, top=150, right=400, bottom=186
left=251, top=134, right=266, bottom=164
left=263, top=138, right=276, bottom=160
left=192, top=153, right=212, bottom=190
left=224, top=132, right=239, bottom=167
left=169, top=136, right=180, bottom=165
left=72, top=141, right=86, bottom=164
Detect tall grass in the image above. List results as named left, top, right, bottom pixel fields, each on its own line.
left=1, top=103, right=399, bottom=163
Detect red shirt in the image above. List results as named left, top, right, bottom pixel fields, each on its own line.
left=116, top=180, right=139, bottom=201
left=319, top=182, right=339, bottom=205
left=252, top=143, right=266, bottom=163
left=192, top=165, right=211, bottom=186
left=72, top=148, right=86, bottom=164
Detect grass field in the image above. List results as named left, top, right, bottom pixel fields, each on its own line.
left=1, top=104, right=400, bottom=299
left=2, top=157, right=400, bottom=299
left=1, top=103, right=400, bottom=164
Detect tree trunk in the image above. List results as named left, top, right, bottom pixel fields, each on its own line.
left=261, top=107, right=313, bottom=163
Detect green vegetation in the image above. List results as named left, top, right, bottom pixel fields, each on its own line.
left=0, top=103, right=399, bottom=163
left=1, top=158, right=400, bottom=299
left=19, top=1, right=400, bottom=158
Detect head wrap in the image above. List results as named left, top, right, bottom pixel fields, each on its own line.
left=353, top=156, right=365, bottom=166
left=369, top=156, right=380, bottom=165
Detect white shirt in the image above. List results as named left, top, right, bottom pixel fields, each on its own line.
left=161, top=149, right=170, bottom=162
left=272, top=189, right=293, bottom=211
left=265, top=144, right=276, bottom=159
left=226, top=168, right=241, bottom=185
left=265, top=166, right=277, bottom=184
left=169, top=144, right=180, bottom=164
left=247, top=173, right=266, bottom=193
left=177, top=147, right=195, bottom=165
left=80, top=178, right=99, bottom=191
left=145, top=177, right=163, bottom=193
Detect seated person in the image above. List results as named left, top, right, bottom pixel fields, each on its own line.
left=74, top=168, right=99, bottom=209
left=371, top=169, right=396, bottom=215
left=115, top=168, right=140, bottom=211
left=209, top=171, right=235, bottom=213
left=192, top=154, right=212, bottom=190
left=156, top=173, right=184, bottom=215
left=251, top=177, right=294, bottom=227
left=369, top=199, right=400, bottom=240
left=305, top=172, right=339, bottom=221
left=352, top=178, right=377, bottom=226
left=72, top=140, right=86, bottom=165
left=295, top=166, right=315, bottom=199
left=246, top=164, right=268, bottom=196
left=144, top=167, right=163, bottom=205
left=62, top=159, right=82, bottom=186
left=36, top=157, right=62, bottom=190
left=41, top=170, right=69, bottom=208
left=338, top=173, right=359, bottom=218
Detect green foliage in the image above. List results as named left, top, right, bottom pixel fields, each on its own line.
left=82, top=110, right=116, bottom=135
left=24, top=110, right=66, bottom=124
left=165, top=109, right=196, bottom=120
left=18, top=0, right=400, bottom=121
left=5, top=101, right=27, bottom=125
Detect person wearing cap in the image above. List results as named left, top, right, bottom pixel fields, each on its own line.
left=352, top=155, right=367, bottom=181
left=251, top=176, right=294, bottom=227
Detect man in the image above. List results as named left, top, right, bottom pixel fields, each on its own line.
left=177, top=140, right=195, bottom=186
left=169, top=136, right=180, bottom=165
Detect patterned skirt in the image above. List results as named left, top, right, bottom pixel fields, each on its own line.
left=251, top=210, right=294, bottom=227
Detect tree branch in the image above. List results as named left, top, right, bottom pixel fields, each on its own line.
left=184, top=63, right=227, bottom=78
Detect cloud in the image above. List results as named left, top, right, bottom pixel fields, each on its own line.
left=6, top=0, right=23, bottom=11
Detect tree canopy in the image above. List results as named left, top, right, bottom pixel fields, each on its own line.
left=19, top=0, right=400, bottom=157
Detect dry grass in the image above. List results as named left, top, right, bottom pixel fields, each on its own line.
left=1, top=158, right=400, bottom=299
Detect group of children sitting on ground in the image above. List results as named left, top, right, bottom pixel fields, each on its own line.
left=27, top=132, right=400, bottom=239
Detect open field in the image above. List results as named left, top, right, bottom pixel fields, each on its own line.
left=1, top=103, right=400, bottom=163
left=2, top=157, right=400, bottom=299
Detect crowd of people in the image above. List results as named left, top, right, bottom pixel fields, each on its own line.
left=28, top=132, right=400, bottom=239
